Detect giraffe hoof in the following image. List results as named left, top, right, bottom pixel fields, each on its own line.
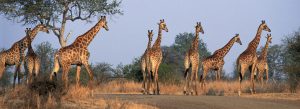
left=238, top=91, right=241, bottom=96
left=250, top=89, right=254, bottom=95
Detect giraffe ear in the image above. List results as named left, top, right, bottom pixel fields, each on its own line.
left=162, top=19, right=165, bottom=22
left=151, top=30, right=153, bottom=33
left=148, top=30, right=150, bottom=33
left=262, top=20, right=265, bottom=24
left=104, top=16, right=106, bottom=18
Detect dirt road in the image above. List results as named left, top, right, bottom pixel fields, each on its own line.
left=97, top=94, right=300, bottom=109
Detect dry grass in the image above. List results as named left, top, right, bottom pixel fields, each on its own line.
left=1, top=79, right=298, bottom=109
left=0, top=80, right=158, bottom=109
left=95, top=79, right=290, bottom=96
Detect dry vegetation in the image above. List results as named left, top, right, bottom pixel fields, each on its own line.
left=0, top=78, right=158, bottom=109
left=0, top=78, right=299, bottom=109
left=96, top=79, right=292, bottom=95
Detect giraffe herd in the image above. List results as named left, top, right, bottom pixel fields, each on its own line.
left=0, top=17, right=272, bottom=96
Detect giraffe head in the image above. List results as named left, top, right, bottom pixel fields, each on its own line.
left=234, top=34, right=242, bottom=45
left=25, top=28, right=32, bottom=36
left=25, top=28, right=32, bottom=43
left=100, top=16, right=109, bottom=31
left=260, top=20, right=271, bottom=32
left=36, top=23, right=49, bottom=33
left=148, top=30, right=154, bottom=41
left=266, top=34, right=272, bottom=43
left=158, top=19, right=168, bottom=32
left=195, top=22, right=204, bottom=34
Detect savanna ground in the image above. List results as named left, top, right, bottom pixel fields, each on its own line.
left=0, top=78, right=299, bottom=109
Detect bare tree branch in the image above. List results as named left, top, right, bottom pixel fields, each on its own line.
left=65, top=30, right=72, bottom=43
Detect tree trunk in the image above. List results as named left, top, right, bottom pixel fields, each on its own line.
left=57, top=3, right=69, bottom=48
left=59, top=34, right=67, bottom=47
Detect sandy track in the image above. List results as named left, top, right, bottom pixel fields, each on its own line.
left=96, top=94, right=300, bottom=109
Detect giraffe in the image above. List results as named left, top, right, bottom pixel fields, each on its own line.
left=24, top=28, right=41, bottom=84
left=146, top=19, right=168, bottom=95
left=183, top=22, right=204, bottom=95
left=237, top=20, right=271, bottom=96
left=50, top=16, right=109, bottom=89
left=254, top=34, right=272, bottom=85
left=200, top=34, right=242, bottom=89
left=0, top=24, right=48, bottom=87
left=141, top=30, right=154, bottom=94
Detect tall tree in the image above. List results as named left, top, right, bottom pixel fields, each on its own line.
left=35, top=41, right=55, bottom=73
left=282, top=28, right=300, bottom=92
left=0, top=0, right=122, bottom=47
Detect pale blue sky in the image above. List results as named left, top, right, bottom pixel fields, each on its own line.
left=1, top=0, right=300, bottom=74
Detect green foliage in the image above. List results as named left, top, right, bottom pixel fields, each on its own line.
left=282, top=28, right=300, bottom=93
left=158, top=63, right=181, bottom=84
left=123, top=58, right=142, bottom=81
left=0, top=0, right=123, bottom=24
left=0, top=70, right=12, bottom=87
left=92, top=62, right=114, bottom=84
left=35, top=42, right=55, bottom=74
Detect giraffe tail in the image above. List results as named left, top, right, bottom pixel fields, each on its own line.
left=50, top=53, right=60, bottom=80
left=184, top=68, right=189, bottom=78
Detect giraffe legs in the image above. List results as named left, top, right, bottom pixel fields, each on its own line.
left=83, top=62, right=94, bottom=92
left=13, top=64, right=21, bottom=87
left=201, top=66, right=208, bottom=93
left=50, top=54, right=60, bottom=80
left=146, top=66, right=151, bottom=95
left=192, top=64, right=199, bottom=95
left=265, top=64, right=269, bottom=84
left=62, top=65, right=71, bottom=88
left=153, top=62, right=161, bottom=95
left=217, top=66, right=223, bottom=80
left=250, top=64, right=256, bottom=94
left=183, top=70, right=190, bottom=95
left=141, top=58, right=147, bottom=94
left=238, top=64, right=246, bottom=96
left=183, top=54, right=190, bottom=95
left=76, top=65, right=81, bottom=88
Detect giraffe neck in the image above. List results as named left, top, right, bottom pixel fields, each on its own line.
left=28, top=25, right=42, bottom=41
left=246, top=25, right=263, bottom=51
left=27, top=43, right=35, bottom=54
left=146, top=38, right=152, bottom=50
left=259, top=41, right=269, bottom=60
left=27, top=33, right=35, bottom=54
left=191, top=30, right=199, bottom=51
left=214, top=37, right=236, bottom=58
left=73, top=20, right=103, bottom=48
left=152, top=27, right=162, bottom=48
left=13, top=25, right=41, bottom=53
